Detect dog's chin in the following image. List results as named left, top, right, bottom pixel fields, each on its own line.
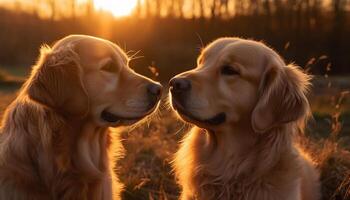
left=100, top=103, right=159, bottom=127
left=171, top=99, right=226, bottom=128
left=99, top=110, right=142, bottom=127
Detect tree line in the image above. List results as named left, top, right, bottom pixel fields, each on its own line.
left=1, top=0, right=349, bottom=76
left=8, top=0, right=350, bottom=20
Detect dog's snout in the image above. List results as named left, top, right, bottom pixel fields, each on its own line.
left=147, top=83, right=162, bottom=97
left=170, top=78, right=191, bottom=92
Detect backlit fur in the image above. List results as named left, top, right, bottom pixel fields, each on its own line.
left=171, top=37, right=320, bottom=200
left=0, top=35, right=160, bottom=199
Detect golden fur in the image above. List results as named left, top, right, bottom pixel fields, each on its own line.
left=170, top=37, right=320, bottom=200
left=0, top=35, right=161, bottom=199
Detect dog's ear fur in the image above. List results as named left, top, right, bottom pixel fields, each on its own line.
left=251, top=57, right=311, bottom=133
left=27, top=45, right=89, bottom=118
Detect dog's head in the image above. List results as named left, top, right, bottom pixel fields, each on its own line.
left=27, top=35, right=162, bottom=127
left=170, top=37, right=310, bottom=133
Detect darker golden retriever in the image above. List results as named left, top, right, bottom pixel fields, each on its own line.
left=169, top=37, right=320, bottom=200
left=0, top=35, right=162, bottom=199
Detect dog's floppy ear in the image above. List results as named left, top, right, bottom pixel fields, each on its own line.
left=27, top=45, right=89, bottom=117
left=251, top=57, right=311, bottom=133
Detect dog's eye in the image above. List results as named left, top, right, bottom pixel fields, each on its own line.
left=101, top=61, right=118, bottom=73
left=221, top=65, right=239, bottom=76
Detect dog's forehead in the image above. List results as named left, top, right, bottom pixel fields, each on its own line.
left=54, top=35, right=128, bottom=67
left=78, top=39, right=126, bottom=62
left=200, top=38, right=240, bottom=62
left=53, top=35, right=128, bottom=62
left=223, top=41, right=266, bottom=64
left=202, top=39, right=270, bottom=71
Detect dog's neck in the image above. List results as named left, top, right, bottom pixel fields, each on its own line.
left=0, top=97, right=116, bottom=188
left=208, top=125, right=258, bottom=157
left=197, top=123, right=294, bottom=180
left=70, top=120, right=110, bottom=175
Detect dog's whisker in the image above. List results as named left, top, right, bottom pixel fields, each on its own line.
left=195, top=32, right=205, bottom=50
left=128, top=50, right=143, bottom=60
left=129, top=55, right=144, bottom=61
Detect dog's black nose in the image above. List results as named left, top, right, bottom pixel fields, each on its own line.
left=169, top=78, right=191, bottom=92
left=147, top=83, right=162, bottom=97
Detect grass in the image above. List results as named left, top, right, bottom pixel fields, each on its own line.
left=0, top=72, right=349, bottom=200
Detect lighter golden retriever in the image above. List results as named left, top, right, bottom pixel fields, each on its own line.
left=169, top=37, right=320, bottom=200
left=0, top=35, right=162, bottom=199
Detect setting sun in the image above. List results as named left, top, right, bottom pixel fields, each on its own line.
left=93, top=0, right=138, bottom=17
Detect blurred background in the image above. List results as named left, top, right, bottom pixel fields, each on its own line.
left=0, top=0, right=349, bottom=79
left=0, top=0, right=349, bottom=199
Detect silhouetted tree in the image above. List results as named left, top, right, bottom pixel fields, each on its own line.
left=273, top=0, right=284, bottom=16
left=235, top=0, right=244, bottom=16
left=47, top=0, right=56, bottom=20
left=144, top=0, right=151, bottom=17
left=188, top=0, right=207, bottom=18
left=210, top=0, right=218, bottom=18
left=262, top=0, right=271, bottom=16
left=69, top=0, right=76, bottom=18
left=85, top=0, right=94, bottom=17
left=176, top=0, right=184, bottom=17
left=135, top=0, right=142, bottom=17
left=332, top=0, right=347, bottom=14
left=167, top=0, right=184, bottom=18
left=220, top=0, right=230, bottom=17
left=191, top=0, right=196, bottom=18
left=249, top=0, right=260, bottom=15
left=198, top=0, right=205, bottom=18
left=155, top=0, right=163, bottom=17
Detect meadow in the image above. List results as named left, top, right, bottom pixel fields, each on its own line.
left=1, top=0, right=350, bottom=199
left=0, top=68, right=349, bottom=200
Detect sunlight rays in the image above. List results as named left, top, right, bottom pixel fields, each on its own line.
left=93, top=0, right=138, bottom=17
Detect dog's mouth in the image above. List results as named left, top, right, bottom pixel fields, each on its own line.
left=171, top=97, right=226, bottom=126
left=101, top=110, right=144, bottom=123
left=101, top=102, right=159, bottom=125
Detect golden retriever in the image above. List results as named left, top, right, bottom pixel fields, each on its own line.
left=0, top=35, right=162, bottom=199
left=169, top=37, right=320, bottom=200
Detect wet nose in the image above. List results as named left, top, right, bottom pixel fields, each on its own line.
left=147, top=83, right=163, bottom=97
left=169, top=77, right=191, bottom=92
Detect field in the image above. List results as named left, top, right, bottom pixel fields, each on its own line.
left=1, top=0, right=350, bottom=198
left=0, top=68, right=350, bottom=200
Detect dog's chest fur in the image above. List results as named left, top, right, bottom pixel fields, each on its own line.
left=0, top=100, right=123, bottom=200
left=174, top=128, right=303, bottom=200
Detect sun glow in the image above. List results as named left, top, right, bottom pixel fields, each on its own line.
left=93, top=0, right=138, bottom=17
